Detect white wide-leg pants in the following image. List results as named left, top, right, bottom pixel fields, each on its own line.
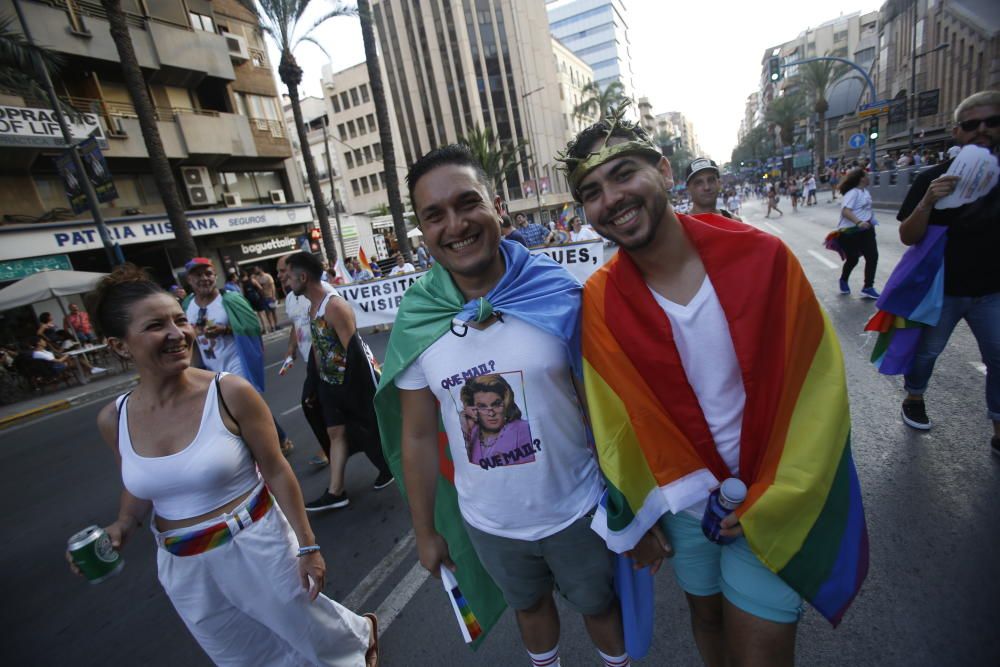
left=154, top=500, right=370, bottom=666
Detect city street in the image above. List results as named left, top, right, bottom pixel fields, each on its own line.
left=2, top=197, right=997, bottom=666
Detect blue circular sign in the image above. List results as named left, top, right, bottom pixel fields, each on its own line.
left=848, top=133, right=867, bottom=149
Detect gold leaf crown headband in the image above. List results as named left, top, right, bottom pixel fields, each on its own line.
left=556, top=102, right=663, bottom=195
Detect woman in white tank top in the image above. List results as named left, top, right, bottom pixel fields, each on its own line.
left=67, top=265, right=379, bottom=667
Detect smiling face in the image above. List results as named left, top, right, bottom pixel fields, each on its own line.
left=412, top=163, right=504, bottom=287
left=953, top=104, right=1000, bottom=151
left=576, top=140, right=673, bottom=251
left=186, top=265, right=218, bottom=300
left=113, top=293, right=194, bottom=373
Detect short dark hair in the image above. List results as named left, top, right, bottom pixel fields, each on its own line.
left=838, top=168, right=867, bottom=195
left=564, top=118, right=656, bottom=163
left=285, top=251, right=324, bottom=282
left=500, top=214, right=513, bottom=229
left=406, top=144, right=492, bottom=206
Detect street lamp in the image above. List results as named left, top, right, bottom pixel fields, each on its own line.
left=909, top=41, right=949, bottom=149
left=520, top=86, right=546, bottom=225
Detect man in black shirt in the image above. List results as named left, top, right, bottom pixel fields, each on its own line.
left=896, top=90, right=1000, bottom=456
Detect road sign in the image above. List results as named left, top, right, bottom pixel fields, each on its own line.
left=848, top=133, right=867, bottom=149
left=858, top=105, right=887, bottom=118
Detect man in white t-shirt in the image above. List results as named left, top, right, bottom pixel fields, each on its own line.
left=376, top=144, right=627, bottom=667
left=563, top=114, right=865, bottom=665
left=388, top=254, right=415, bottom=276
left=569, top=216, right=600, bottom=242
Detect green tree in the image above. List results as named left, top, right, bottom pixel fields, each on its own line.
left=0, top=15, right=63, bottom=101
left=240, top=0, right=355, bottom=264
left=765, top=93, right=806, bottom=147
left=458, top=125, right=526, bottom=195
left=799, top=58, right=849, bottom=172
left=357, top=0, right=410, bottom=261
left=731, top=125, right=771, bottom=166
left=573, top=80, right=629, bottom=122
left=100, top=0, right=197, bottom=261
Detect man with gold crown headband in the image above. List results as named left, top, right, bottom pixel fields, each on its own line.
left=560, top=105, right=868, bottom=666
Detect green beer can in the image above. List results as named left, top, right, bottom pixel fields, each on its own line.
left=68, top=525, right=124, bottom=584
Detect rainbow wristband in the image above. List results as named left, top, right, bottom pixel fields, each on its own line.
left=297, top=545, right=321, bottom=557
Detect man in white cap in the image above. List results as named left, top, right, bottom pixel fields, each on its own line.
left=685, top=158, right=741, bottom=221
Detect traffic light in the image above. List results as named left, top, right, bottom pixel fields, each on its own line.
left=768, top=57, right=782, bottom=82
left=869, top=118, right=879, bottom=141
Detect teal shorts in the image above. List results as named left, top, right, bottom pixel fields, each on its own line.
left=659, top=512, right=803, bottom=624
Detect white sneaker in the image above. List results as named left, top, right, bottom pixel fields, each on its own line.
left=90, top=367, right=108, bottom=374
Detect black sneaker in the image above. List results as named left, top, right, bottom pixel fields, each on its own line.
left=373, top=471, right=395, bottom=490
left=991, top=437, right=1000, bottom=458
left=901, top=399, right=931, bottom=430
left=305, top=491, right=349, bottom=512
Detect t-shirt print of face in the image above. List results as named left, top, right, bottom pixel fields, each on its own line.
left=451, top=371, right=540, bottom=470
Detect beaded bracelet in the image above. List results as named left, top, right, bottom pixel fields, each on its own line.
left=297, top=545, right=321, bottom=557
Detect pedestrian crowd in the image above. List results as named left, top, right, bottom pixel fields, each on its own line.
left=65, top=90, right=998, bottom=667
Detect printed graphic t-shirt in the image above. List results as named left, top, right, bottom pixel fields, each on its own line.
left=185, top=294, right=244, bottom=378
left=395, top=315, right=603, bottom=540
left=648, top=277, right=745, bottom=517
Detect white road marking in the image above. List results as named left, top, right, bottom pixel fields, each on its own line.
left=279, top=404, right=302, bottom=416
left=265, top=359, right=285, bottom=370
left=761, top=222, right=784, bottom=235
left=343, top=531, right=416, bottom=610
left=373, top=560, right=431, bottom=633
left=807, top=250, right=839, bottom=269
left=971, top=362, right=987, bottom=376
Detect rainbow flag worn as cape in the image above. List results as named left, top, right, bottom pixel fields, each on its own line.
left=582, top=213, right=868, bottom=627
left=182, top=291, right=265, bottom=392
left=374, top=239, right=582, bottom=648
left=864, top=225, right=946, bottom=375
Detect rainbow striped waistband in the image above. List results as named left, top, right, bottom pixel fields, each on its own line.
left=160, top=485, right=273, bottom=557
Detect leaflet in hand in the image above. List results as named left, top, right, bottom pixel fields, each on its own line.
left=440, top=566, right=482, bottom=643
left=935, top=144, right=1000, bottom=209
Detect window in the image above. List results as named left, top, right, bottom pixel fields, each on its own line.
left=331, top=96, right=341, bottom=113
left=373, top=142, right=382, bottom=160
left=358, top=118, right=367, bottom=135
left=360, top=84, right=370, bottom=103
left=340, top=92, right=350, bottom=110
left=367, top=114, right=376, bottom=132
left=350, top=88, right=360, bottom=106
left=353, top=148, right=363, bottom=165
left=190, top=12, right=215, bottom=32
left=351, top=179, right=361, bottom=196
left=245, top=94, right=278, bottom=120
left=250, top=50, right=266, bottom=67
left=379, top=172, right=386, bottom=189
left=363, top=146, right=373, bottom=163
left=347, top=120, right=357, bottom=138
left=345, top=152, right=354, bottom=169
left=370, top=174, right=380, bottom=191
left=338, top=123, right=347, bottom=141
left=361, top=177, right=370, bottom=194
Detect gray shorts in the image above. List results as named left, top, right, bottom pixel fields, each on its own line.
left=463, top=514, right=616, bottom=616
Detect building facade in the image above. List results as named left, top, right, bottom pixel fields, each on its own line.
left=552, top=37, right=598, bottom=141
left=371, top=0, right=575, bottom=220
left=658, top=111, right=700, bottom=156
left=546, top=0, right=635, bottom=102
left=0, top=0, right=310, bottom=292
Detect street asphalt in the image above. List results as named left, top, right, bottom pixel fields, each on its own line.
left=1, top=197, right=997, bottom=666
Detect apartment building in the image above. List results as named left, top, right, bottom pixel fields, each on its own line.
left=546, top=0, right=635, bottom=102
left=552, top=37, right=598, bottom=141
left=0, top=0, right=308, bottom=284
left=658, top=111, right=701, bottom=156
left=371, top=0, right=575, bottom=220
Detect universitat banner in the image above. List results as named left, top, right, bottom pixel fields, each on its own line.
left=339, top=239, right=605, bottom=328
left=0, top=204, right=313, bottom=262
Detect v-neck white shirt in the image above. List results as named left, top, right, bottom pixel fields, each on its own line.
left=648, top=277, right=745, bottom=514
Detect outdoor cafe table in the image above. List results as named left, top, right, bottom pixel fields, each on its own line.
left=66, top=343, right=108, bottom=384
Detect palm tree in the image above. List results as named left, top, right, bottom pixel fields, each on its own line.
left=99, top=0, right=197, bottom=261
left=458, top=125, right=526, bottom=195
left=799, top=58, right=848, bottom=172
left=573, top=81, right=629, bottom=122
left=240, top=0, right=355, bottom=264
left=357, top=0, right=410, bottom=261
left=0, top=14, right=63, bottom=102
left=765, top=93, right=806, bottom=147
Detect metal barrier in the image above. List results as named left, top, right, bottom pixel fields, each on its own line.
left=868, top=165, right=934, bottom=210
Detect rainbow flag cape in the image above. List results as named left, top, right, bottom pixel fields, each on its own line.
left=374, top=240, right=582, bottom=648
left=864, top=225, right=946, bottom=375
left=582, top=213, right=868, bottom=627
left=182, top=291, right=265, bottom=392
left=358, top=247, right=374, bottom=273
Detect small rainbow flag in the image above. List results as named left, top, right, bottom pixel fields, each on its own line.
left=441, top=566, right=482, bottom=643
left=358, top=246, right=374, bottom=273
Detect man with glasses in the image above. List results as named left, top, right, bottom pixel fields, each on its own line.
left=183, top=257, right=293, bottom=454
left=896, top=90, right=1000, bottom=456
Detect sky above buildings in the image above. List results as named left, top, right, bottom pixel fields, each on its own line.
left=282, top=1, right=883, bottom=165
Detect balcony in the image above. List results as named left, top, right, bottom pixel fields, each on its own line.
left=174, top=110, right=256, bottom=157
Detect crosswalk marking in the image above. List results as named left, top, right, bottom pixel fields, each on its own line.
left=343, top=531, right=416, bottom=611
left=761, top=221, right=784, bottom=235
left=374, top=560, right=431, bottom=634
left=807, top=250, right=839, bottom=269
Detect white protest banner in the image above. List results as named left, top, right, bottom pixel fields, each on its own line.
left=338, top=239, right=606, bottom=328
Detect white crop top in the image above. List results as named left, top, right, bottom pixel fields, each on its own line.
left=117, top=373, right=260, bottom=520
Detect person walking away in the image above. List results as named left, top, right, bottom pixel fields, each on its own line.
left=894, top=90, right=1000, bottom=453
left=375, top=144, right=629, bottom=667
left=561, top=109, right=867, bottom=667
left=284, top=252, right=394, bottom=511
left=836, top=169, right=880, bottom=298
left=69, top=265, right=379, bottom=666
left=765, top=183, right=783, bottom=217
left=254, top=265, right=280, bottom=332
left=240, top=269, right=270, bottom=334
left=183, top=257, right=293, bottom=455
